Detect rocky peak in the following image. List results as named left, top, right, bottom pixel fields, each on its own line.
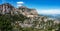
left=0, top=3, right=38, bottom=18
left=19, top=6, right=27, bottom=8
left=0, top=3, right=15, bottom=14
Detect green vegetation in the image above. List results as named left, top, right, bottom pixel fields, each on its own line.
left=0, top=14, right=60, bottom=31
left=0, top=14, right=27, bottom=31
left=0, top=15, right=12, bottom=31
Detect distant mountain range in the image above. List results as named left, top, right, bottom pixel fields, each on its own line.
left=40, top=14, right=60, bottom=20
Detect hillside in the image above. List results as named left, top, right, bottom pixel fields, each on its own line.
left=0, top=3, right=60, bottom=31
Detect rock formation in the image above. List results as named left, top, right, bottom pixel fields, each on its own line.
left=0, top=3, right=15, bottom=14
left=0, top=3, right=38, bottom=18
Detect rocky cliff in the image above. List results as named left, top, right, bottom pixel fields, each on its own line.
left=0, top=3, right=38, bottom=18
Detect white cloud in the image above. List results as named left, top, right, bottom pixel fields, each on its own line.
left=37, top=9, right=60, bottom=14
left=17, top=1, right=24, bottom=7
left=17, top=1, right=24, bottom=4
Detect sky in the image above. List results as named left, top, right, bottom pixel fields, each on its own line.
left=0, top=0, right=60, bottom=14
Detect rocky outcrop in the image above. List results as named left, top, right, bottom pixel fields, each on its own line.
left=0, top=3, right=38, bottom=18
left=0, top=3, right=15, bottom=14
left=18, top=6, right=38, bottom=18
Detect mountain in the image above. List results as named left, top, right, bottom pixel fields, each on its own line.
left=0, top=3, right=38, bottom=18
left=0, top=3, right=60, bottom=31
left=0, top=3, right=60, bottom=21
left=40, top=14, right=60, bottom=20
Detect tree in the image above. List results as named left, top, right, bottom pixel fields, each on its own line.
left=0, top=15, right=12, bottom=31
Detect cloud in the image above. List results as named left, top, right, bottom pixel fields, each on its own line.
left=37, top=9, right=60, bottom=14
left=17, top=1, right=24, bottom=6
left=17, top=1, right=24, bottom=4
